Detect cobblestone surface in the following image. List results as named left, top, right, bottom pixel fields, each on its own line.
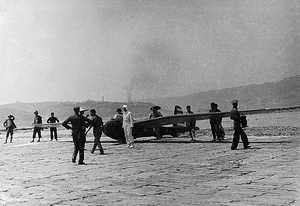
left=0, top=130, right=299, bottom=206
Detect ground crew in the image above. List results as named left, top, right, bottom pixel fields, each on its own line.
left=122, top=105, right=134, bottom=148
left=149, top=106, right=163, bottom=140
left=47, top=112, right=59, bottom=141
left=62, top=107, right=91, bottom=165
left=3, top=115, right=16, bottom=144
left=230, top=100, right=251, bottom=150
left=186, top=106, right=196, bottom=141
left=88, top=109, right=104, bottom=155
left=31, top=110, right=42, bottom=142
left=112, top=108, right=123, bottom=122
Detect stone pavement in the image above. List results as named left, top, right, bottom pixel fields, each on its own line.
left=0, top=131, right=299, bottom=206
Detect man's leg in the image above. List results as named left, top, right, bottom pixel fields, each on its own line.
left=9, top=128, right=13, bottom=143
left=215, top=124, right=221, bottom=141
left=240, top=129, right=250, bottom=148
left=91, top=136, right=97, bottom=153
left=72, top=139, right=79, bottom=163
left=4, top=129, right=9, bottom=143
left=54, top=128, right=58, bottom=140
left=210, top=123, right=216, bottom=141
left=31, top=129, right=37, bottom=142
left=95, top=133, right=104, bottom=154
left=231, top=128, right=240, bottom=150
left=37, top=129, right=41, bottom=142
left=78, top=138, right=85, bottom=164
left=50, top=128, right=54, bottom=140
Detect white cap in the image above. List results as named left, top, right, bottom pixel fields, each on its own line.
left=122, top=105, right=128, bottom=109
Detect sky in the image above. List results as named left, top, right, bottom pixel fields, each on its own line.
left=0, top=0, right=299, bottom=104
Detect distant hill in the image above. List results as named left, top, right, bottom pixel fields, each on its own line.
left=0, top=101, right=157, bottom=128
left=143, top=75, right=300, bottom=112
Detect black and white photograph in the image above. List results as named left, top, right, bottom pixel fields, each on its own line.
left=0, top=0, right=300, bottom=205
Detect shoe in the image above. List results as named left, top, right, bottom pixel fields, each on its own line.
left=126, top=144, right=130, bottom=148
left=4, top=142, right=7, bottom=144
left=37, top=139, right=40, bottom=142
left=78, top=162, right=86, bottom=165
left=90, top=151, right=94, bottom=154
left=231, top=147, right=236, bottom=150
left=30, top=140, right=34, bottom=143
left=244, top=146, right=251, bottom=149
left=100, top=152, right=105, bottom=155
left=72, top=159, right=76, bottom=163
left=129, top=144, right=134, bottom=148
left=212, top=139, right=216, bottom=142
left=55, top=139, right=58, bottom=141
left=50, top=139, right=53, bottom=141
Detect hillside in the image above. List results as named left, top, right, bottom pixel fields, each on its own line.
left=0, top=101, right=157, bottom=128
left=144, top=75, right=300, bottom=112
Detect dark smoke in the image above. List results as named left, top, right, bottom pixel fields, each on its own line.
left=126, top=38, right=182, bottom=101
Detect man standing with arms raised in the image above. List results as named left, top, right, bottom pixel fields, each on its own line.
left=62, top=107, right=91, bottom=165
left=122, top=105, right=134, bottom=148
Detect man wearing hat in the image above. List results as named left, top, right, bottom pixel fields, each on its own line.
left=230, top=100, right=250, bottom=150
left=122, top=105, right=134, bottom=148
left=3, top=115, right=16, bottom=144
left=62, top=107, right=92, bottom=164
left=31, top=110, right=42, bottom=142
left=112, top=108, right=123, bottom=122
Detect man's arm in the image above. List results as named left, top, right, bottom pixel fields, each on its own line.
left=62, top=118, right=72, bottom=130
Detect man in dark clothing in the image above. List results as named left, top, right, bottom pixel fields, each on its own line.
left=186, top=106, right=196, bottom=141
left=47, top=112, right=59, bottom=141
left=230, top=100, right=250, bottom=150
left=62, top=107, right=91, bottom=165
left=31, top=110, right=42, bottom=142
left=88, top=109, right=104, bottom=155
left=3, top=115, right=16, bottom=144
left=209, top=102, right=222, bottom=141
left=149, top=106, right=163, bottom=140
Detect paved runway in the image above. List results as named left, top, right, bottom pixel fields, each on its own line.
left=0, top=131, right=299, bottom=206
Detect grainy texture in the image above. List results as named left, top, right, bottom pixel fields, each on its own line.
left=0, top=128, right=299, bottom=206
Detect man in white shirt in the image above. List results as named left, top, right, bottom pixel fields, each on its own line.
left=122, top=105, right=134, bottom=148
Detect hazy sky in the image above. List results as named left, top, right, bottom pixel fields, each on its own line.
left=0, top=0, right=299, bottom=104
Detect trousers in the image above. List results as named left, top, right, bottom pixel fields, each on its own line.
left=231, top=127, right=249, bottom=149
left=72, top=131, right=86, bottom=163
left=123, top=123, right=134, bottom=145
left=50, top=127, right=57, bottom=140
left=91, top=131, right=104, bottom=154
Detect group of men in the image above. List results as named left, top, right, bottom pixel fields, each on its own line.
left=31, top=110, right=60, bottom=142
left=3, top=100, right=250, bottom=164
left=61, top=107, right=105, bottom=165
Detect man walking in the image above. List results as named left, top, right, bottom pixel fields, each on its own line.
left=31, top=110, right=42, bottom=142
left=230, top=100, right=251, bottom=150
left=47, top=112, right=59, bottom=141
left=122, top=105, right=134, bottom=148
left=88, top=109, right=104, bottom=155
left=62, top=107, right=91, bottom=165
left=3, top=115, right=16, bottom=144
